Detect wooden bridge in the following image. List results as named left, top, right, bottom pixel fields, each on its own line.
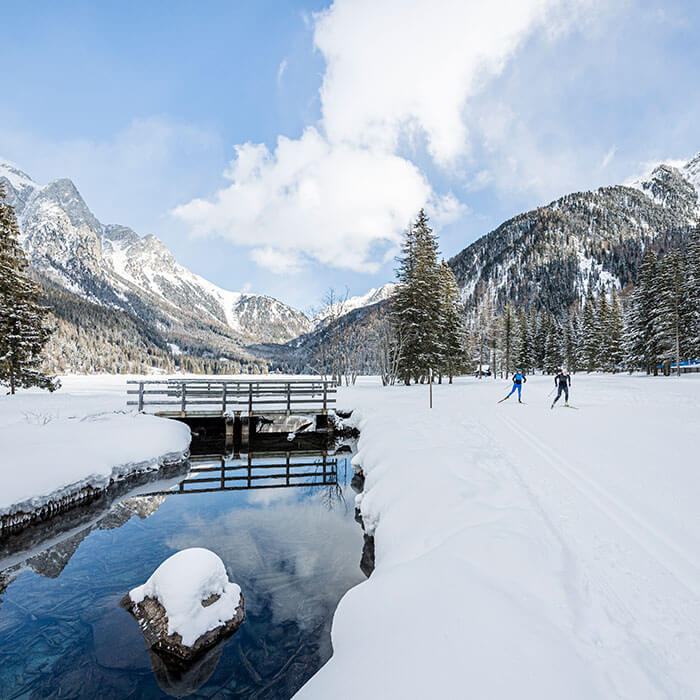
left=127, top=377, right=336, bottom=417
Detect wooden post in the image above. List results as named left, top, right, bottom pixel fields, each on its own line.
left=181, top=383, right=187, bottom=416
left=429, top=368, right=433, bottom=409
left=138, top=382, right=144, bottom=412
left=286, top=452, right=290, bottom=486
left=286, top=382, right=291, bottom=413
left=222, top=383, right=228, bottom=413
left=322, top=382, right=328, bottom=413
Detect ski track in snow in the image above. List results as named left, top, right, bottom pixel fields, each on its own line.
left=299, top=374, right=700, bottom=700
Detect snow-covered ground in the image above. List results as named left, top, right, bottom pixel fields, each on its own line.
left=299, top=374, right=700, bottom=699
left=0, top=375, right=190, bottom=520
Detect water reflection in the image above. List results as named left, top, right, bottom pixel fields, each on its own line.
left=0, top=446, right=364, bottom=699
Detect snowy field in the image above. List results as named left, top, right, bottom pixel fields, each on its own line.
left=299, top=374, right=700, bottom=699
left=0, top=375, right=190, bottom=519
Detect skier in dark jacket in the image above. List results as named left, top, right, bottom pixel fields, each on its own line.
left=499, top=369, right=526, bottom=404
left=551, top=369, right=571, bottom=408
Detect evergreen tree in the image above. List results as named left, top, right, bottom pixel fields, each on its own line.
left=624, top=249, right=660, bottom=373
left=499, top=303, right=515, bottom=377
left=564, top=307, right=580, bottom=373
left=596, top=290, right=611, bottom=370
left=435, top=261, right=466, bottom=382
left=606, top=288, right=625, bottom=372
left=683, top=225, right=700, bottom=360
left=0, top=185, right=59, bottom=393
left=392, top=209, right=442, bottom=383
left=653, top=249, right=693, bottom=375
left=543, top=314, right=563, bottom=373
left=532, top=310, right=547, bottom=372
left=578, top=288, right=599, bottom=372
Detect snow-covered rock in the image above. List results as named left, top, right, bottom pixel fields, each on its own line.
left=122, top=548, right=245, bottom=660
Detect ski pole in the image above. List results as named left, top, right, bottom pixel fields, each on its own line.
left=547, top=386, right=555, bottom=398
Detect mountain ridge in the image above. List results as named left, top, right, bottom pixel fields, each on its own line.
left=0, top=159, right=311, bottom=351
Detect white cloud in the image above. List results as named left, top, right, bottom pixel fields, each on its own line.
left=174, top=127, right=456, bottom=272
left=314, top=0, right=580, bottom=166
left=601, top=145, right=617, bottom=169
left=277, top=57, right=288, bottom=84
left=250, top=246, right=305, bottom=274
left=174, top=0, right=602, bottom=272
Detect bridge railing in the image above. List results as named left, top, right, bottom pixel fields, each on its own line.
left=127, top=377, right=337, bottom=415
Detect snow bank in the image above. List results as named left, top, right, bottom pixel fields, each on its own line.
left=298, top=374, right=700, bottom=699
left=129, top=548, right=243, bottom=648
left=0, top=375, right=190, bottom=521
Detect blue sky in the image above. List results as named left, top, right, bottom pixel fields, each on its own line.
left=1, top=0, right=699, bottom=311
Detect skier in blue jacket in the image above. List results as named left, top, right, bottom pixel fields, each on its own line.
left=499, top=370, right=526, bottom=404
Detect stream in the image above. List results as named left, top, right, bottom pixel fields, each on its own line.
left=0, top=446, right=365, bottom=698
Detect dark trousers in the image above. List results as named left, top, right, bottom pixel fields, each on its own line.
left=553, top=385, right=569, bottom=404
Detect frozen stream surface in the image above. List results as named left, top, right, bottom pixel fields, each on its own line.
left=0, top=451, right=364, bottom=698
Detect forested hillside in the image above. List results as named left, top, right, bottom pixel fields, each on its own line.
left=450, top=158, right=699, bottom=313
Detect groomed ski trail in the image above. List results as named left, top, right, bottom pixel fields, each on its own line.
left=500, top=413, right=700, bottom=597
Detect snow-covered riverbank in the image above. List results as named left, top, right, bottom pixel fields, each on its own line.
left=299, top=374, right=700, bottom=699
left=0, top=376, right=191, bottom=528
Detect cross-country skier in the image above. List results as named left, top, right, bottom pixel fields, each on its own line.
left=499, top=369, right=527, bottom=403
left=551, top=369, right=571, bottom=408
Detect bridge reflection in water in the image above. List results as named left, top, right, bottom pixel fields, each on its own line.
left=143, top=450, right=343, bottom=497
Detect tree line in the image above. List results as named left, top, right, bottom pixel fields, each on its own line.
left=465, top=225, right=700, bottom=377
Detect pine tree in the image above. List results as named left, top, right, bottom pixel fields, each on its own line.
left=606, top=288, right=625, bottom=372
left=596, top=290, right=610, bottom=370
left=653, top=249, right=693, bottom=375
left=624, top=249, right=660, bottom=373
left=0, top=185, right=59, bottom=393
left=435, top=261, right=466, bottom=382
left=392, top=209, right=442, bottom=384
left=499, top=303, right=515, bottom=377
left=684, top=225, right=700, bottom=361
left=543, top=314, right=563, bottom=373
left=514, top=309, right=533, bottom=373
left=578, top=288, right=599, bottom=372
left=532, top=310, right=548, bottom=372
left=564, top=307, right=580, bottom=373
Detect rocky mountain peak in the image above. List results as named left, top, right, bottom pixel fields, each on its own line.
left=627, top=162, right=697, bottom=222
left=38, top=178, right=103, bottom=234
left=103, top=224, right=141, bottom=246
left=0, top=159, right=40, bottom=215
left=683, top=152, right=700, bottom=197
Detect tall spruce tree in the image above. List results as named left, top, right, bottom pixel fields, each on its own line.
left=564, top=308, right=580, bottom=373
left=499, top=303, right=515, bottom=377
left=686, top=225, right=700, bottom=360
left=624, top=249, right=660, bottom=373
left=579, top=289, right=599, bottom=372
left=543, top=314, right=563, bottom=373
left=653, top=249, right=693, bottom=375
left=596, top=291, right=611, bottom=370
left=606, top=288, right=625, bottom=372
left=0, top=185, right=59, bottom=394
left=392, top=209, right=442, bottom=384
left=435, top=261, right=466, bottom=382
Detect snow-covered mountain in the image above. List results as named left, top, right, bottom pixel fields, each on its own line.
left=449, top=152, right=700, bottom=312
left=0, top=159, right=311, bottom=349
left=312, top=283, right=397, bottom=328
